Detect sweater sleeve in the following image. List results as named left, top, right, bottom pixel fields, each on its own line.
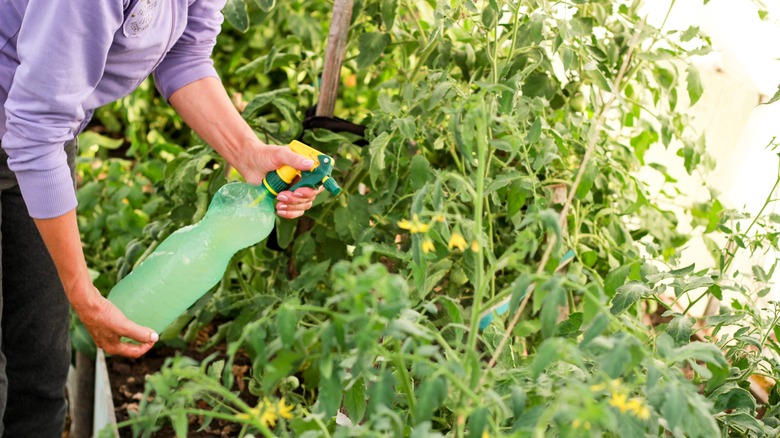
left=153, top=0, right=226, bottom=100
left=3, top=0, right=123, bottom=219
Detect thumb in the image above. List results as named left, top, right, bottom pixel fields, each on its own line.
left=274, top=147, right=315, bottom=171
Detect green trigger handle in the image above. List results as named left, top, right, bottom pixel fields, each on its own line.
left=262, top=141, right=341, bottom=197
left=289, top=154, right=341, bottom=195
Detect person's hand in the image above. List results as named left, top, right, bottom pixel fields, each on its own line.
left=275, top=186, right=325, bottom=219
left=72, top=285, right=157, bottom=358
left=236, top=142, right=326, bottom=218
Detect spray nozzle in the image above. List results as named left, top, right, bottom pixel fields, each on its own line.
left=262, top=141, right=341, bottom=197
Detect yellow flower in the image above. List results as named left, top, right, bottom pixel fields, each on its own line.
left=422, top=238, right=435, bottom=253
left=260, top=409, right=279, bottom=428
left=572, top=419, right=591, bottom=430
left=482, top=431, right=489, bottom=438
left=397, top=214, right=430, bottom=233
left=609, top=392, right=630, bottom=413
left=471, top=240, right=479, bottom=252
left=448, top=232, right=467, bottom=251
left=433, top=214, right=446, bottom=223
left=592, top=379, right=622, bottom=392
left=277, top=398, right=294, bottom=420
left=626, top=397, right=650, bottom=420
left=238, top=397, right=296, bottom=428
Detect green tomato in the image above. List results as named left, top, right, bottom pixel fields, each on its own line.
left=450, top=267, right=468, bottom=285
left=569, top=94, right=586, bottom=112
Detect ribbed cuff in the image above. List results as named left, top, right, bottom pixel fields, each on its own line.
left=15, top=163, right=77, bottom=219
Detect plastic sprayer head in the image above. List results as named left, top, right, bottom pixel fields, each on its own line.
left=262, top=141, right=341, bottom=197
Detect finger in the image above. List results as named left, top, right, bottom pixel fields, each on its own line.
left=277, top=209, right=306, bottom=219
left=274, top=147, right=315, bottom=171
left=277, top=187, right=321, bottom=203
left=280, top=200, right=313, bottom=212
left=104, top=341, right=154, bottom=359
left=292, top=186, right=323, bottom=199
left=117, top=316, right=159, bottom=344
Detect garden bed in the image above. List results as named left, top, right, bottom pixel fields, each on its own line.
left=108, top=340, right=256, bottom=437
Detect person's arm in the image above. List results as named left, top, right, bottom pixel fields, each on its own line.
left=4, top=0, right=156, bottom=356
left=169, top=77, right=322, bottom=218
left=35, top=211, right=157, bottom=356
left=154, top=0, right=321, bottom=217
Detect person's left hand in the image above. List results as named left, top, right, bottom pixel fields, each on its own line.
left=236, top=142, right=326, bottom=218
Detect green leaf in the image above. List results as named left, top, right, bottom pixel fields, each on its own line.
left=710, top=384, right=756, bottom=413
left=686, top=65, right=704, bottom=105
left=317, top=372, right=343, bottom=417
left=680, top=26, right=700, bottom=42
left=604, top=263, right=632, bottom=297
left=253, top=0, right=275, bottom=12
left=467, top=407, right=489, bottom=438
left=277, top=304, right=297, bottom=348
left=222, top=0, right=249, bottom=32
left=683, top=275, right=713, bottom=292
left=540, top=277, right=566, bottom=338
left=171, top=411, right=188, bottom=438
left=509, top=274, right=533, bottom=315
left=629, top=130, right=658, bottom=164
left=206, top=359, right=225, bottom=380
left=369, top=132, right=393, bottom=185
left=345, top=379, right=367, bottom=422
left=381, top=0, right=398, bottom=29
left=367, top=370, right=396, bottom=415
left=610, top=281, right=652, bottom=315
left=752, top=265, right=768, bottom=282
left=600, top=338, right=630, bottom=378
left=585, top=69, right=611, bottom=91
left=660, top=385, right=685, bottom=431
left=78, top=131, right=123, bottom=150
left=667, top=314, right=694, bottom=345
left=395, top=117, right=416, bottom=139
left=409, top=155, right=431, bottom=191
left=481, top=3, right=497, bottom=28
left=485, top=172, right=532, bottom=194
left=655, top=67, right=675, bottom=89
left=762, top=84, right=780, bottom=106
left=721, top=412, right=768, bottom=436
left=574, top=163, right=597, bottom=199
left=527, top=118, right=542, bottom=144
left=669, top=263, right=695, bottom=277
left=581, top=313, right=609, bottom=347
left=414, top=376, right=447, bottom=425
left=556, top=312, right=583, bottom=337
left=357, top=32, right=390, bottom=70
left=531, top=338, right=565, bottom=378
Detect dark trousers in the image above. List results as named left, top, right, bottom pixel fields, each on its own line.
left=0, top=141, right=75, bottom=437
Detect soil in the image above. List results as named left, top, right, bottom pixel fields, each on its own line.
left=108, top=339, right=257, bottom=437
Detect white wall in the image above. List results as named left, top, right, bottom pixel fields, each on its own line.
left=640, top=0, right=780, bottom=309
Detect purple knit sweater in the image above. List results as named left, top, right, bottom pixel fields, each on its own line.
left=0, top=0, right=226, bottom=218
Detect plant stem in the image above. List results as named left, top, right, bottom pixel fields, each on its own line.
left=466, top=102, right=489, bottom=351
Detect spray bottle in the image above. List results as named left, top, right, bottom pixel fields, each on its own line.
left=107, top=141, right=340, bottom=334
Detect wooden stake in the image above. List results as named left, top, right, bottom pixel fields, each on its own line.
left=316, top=0, right=354, bottom=117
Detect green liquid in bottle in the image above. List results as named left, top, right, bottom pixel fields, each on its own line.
left=107, top=183, right=275, bottom=334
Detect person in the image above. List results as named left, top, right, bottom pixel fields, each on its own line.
left=0, top=0, right=322, bottom=435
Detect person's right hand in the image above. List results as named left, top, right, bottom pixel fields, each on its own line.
left=73, top=285, right=158, bottom=357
